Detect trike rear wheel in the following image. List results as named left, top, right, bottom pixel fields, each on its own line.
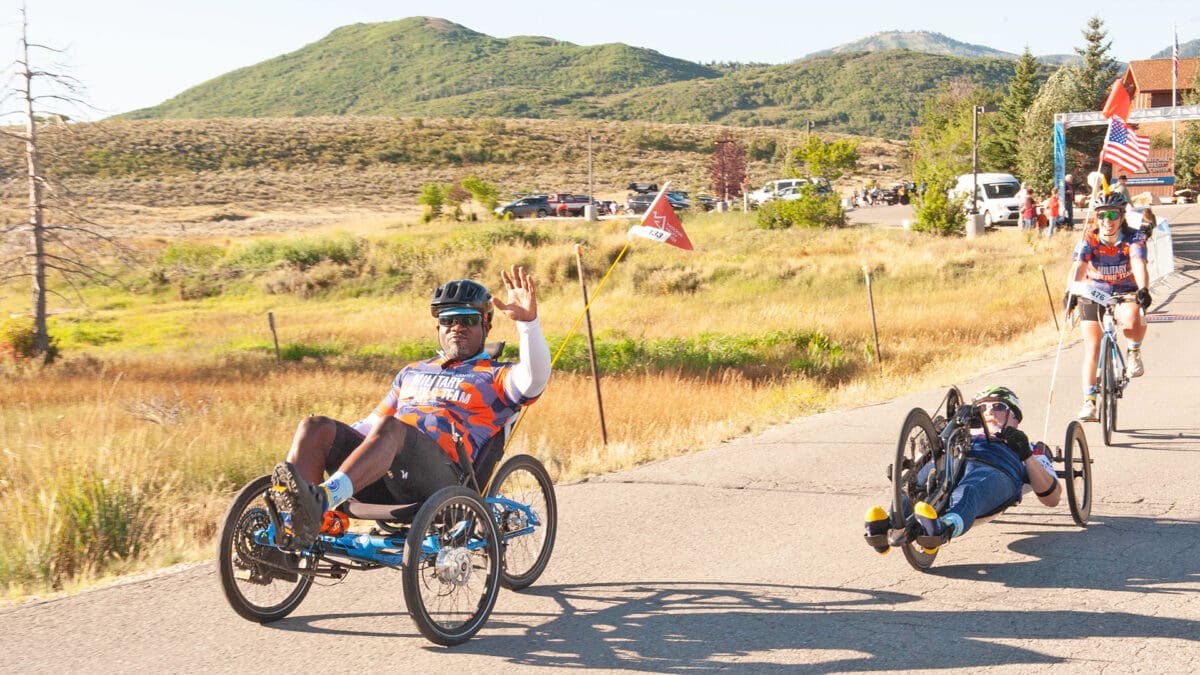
left=401, top=486, right=501, bottom=646
left=486, top=454, right=557, bottom=590
left=217, top=475, right=313, bottom=623
left=1062, top=421, right=1093, bottom=526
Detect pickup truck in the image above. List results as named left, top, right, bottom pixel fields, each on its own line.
left=547, top=193, right=594, bottom=217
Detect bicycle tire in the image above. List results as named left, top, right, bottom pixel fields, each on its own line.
left=217, top=475, right=313, bottom=623
left=1062, top=421, right=1093, bottom=526
left=1100, top=344, right=1116, bottom=446
left=486, top=455, right=557, bottom=590
left=892, top=408, right=941, bottom=571
left=401, top=486, right=501, bottom=646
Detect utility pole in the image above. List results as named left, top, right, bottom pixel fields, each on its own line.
left=972, top=105, right=983, bottom=214
left=587, top=134, right=594, bottom=205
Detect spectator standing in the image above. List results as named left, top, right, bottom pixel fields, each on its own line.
left=1063, top=174, right=1075, bottom=227
left=1021, top=190, right=1037, bottom=232
left=1111, top=175, right=1129, bottom=199
left=1045, top=191, right=1061, bottom=237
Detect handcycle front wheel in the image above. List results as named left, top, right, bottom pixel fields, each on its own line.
left=401, top=486, right=501, bottom=646
left=891, top=407, right=942, bottom=571
left=486, top=454, right=557, bottom=590
left=217, top=474, right=314, bottom=623
left=1061, top=420, right=1093, bottom=527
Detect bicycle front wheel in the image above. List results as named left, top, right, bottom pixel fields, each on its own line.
left=1062, top=421, right=1093, bottom=526
left=1100, top=344, right=1117, bottom=446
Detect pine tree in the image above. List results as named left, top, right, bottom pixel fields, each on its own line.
left=987, top=48, right=1041, bottom=174
left=1069, top=16, right=1122, bottom=164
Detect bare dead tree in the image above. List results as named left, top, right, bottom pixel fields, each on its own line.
left=1, top=3, right=126, bottom=363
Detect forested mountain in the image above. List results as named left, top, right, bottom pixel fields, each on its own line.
left=124, top=17, right=1048, bottom=138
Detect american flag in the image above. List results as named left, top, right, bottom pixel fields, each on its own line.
left=1101, top=116, right=1150, bottom=174
left=1174, top=30, right=1180, bottom=82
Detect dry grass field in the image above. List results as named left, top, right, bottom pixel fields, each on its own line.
left=0, top=115, right=1068, bottom=599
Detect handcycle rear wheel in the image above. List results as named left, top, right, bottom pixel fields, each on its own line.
left=401, top=486, right=501, bottom=646
left=217, top=475, right=313, bottom=623
left=891, top=408, right=943, bottom=571
left=486, top=454, right=557, bottom=590
left=1061, top=420, right=1093, bottom=527
left=1100, top=345, right=1117, bottom=446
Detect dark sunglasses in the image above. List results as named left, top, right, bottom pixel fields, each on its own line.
left=1098, top=210, right=1122, bottom=221
left=980, top=401, right=1010, bottom=414
left=437, top=314, right=481, bottom=327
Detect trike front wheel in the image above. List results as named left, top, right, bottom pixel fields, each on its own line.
left=486, top=454, right=557, bottom=590
left=402, top=486, right=501, bottom=646
left=892, top=408, right=941, bottom=571
left=1062, top=421, right=1093, bottom=526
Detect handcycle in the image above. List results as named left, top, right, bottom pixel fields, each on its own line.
left=878, top=386, right=1093, bottom=571
left=1069, top=282, right=1139, bottom=446
left=216, top=357, right=557, bottom=645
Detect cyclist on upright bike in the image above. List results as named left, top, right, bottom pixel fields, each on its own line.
left=1064, top=192, right=1151, bottom=421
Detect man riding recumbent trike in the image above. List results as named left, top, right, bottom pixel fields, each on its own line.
left=863, top=385, right=1093, bottom=571
left=217, top=269, right=557, bottom=645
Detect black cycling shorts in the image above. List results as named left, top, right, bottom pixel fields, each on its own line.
left=326, top=419, right=463, bottom=505
left=1078, top=294, right=1135, bottom=323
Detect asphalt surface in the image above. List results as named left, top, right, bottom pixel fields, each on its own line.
left=4, top=207, right=1200, bottom=672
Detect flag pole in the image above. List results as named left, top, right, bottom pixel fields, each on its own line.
left=1173, top=24, right=1179, bottom=173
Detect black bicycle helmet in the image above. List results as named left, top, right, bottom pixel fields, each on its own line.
left=1096, top=191, right=1128, bottom=211
left=972, top=385, right=1023, bottom=422
left=430, top=279, right=493, bottom=317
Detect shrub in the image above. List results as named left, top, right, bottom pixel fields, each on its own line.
left=0, top=317, right=59, bottom=363
left=913, top=177, right=966, bottom=236
left=756, top=188, right=845, bottom=230
left=225, top=234, right=366, bottom=272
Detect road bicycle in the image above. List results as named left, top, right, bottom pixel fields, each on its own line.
left=1071, top=283, right=1139, bottom=446
left=216, top=390, right=556, bottom=645
left=876, top=386, right=1093, bottom=571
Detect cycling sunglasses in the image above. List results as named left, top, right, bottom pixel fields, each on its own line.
left=437, top=314, right=482, bottom=327
left=1097, top=210, right=1122, bottom=221
left=979, top=401, right=1010, bottom=414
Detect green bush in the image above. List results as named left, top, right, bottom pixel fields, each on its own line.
left=548, top=329, right=849, bottom=380
left=912, top=178, right=966, bottom=236
left=756, top=189, right=845, bottom=230
left=0, top=317, right=59, bottom=363
left=225, top=233, right=367, bottom=272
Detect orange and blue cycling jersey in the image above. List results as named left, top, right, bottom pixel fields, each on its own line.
left=1072, top=228, right=1146, bottom=294
left=369, top=353, right=540, bottom=463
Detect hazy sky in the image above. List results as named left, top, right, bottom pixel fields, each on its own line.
left=2, top=0, right=1197, bottom=121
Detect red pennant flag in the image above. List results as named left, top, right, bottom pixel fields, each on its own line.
left=627, top=190, right=693, bottom=250
left=1101, top=79, right=1131, bottom=120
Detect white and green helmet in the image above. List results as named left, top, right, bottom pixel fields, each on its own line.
left=973, top=385, right=1022, bottom=422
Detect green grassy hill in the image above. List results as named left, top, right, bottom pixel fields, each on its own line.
left=125, top=17, right=723, bottom=120
left=122, top=17, right=1032, bottom=139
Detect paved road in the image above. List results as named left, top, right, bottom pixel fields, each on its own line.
left=5, top=209, right=1200, bottom=672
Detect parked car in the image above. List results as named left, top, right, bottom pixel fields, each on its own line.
left=627, top=192, right=688, bottom=214
left=495, top=195, right=551, bottom=219
left=547, top=193, right=594, bottom=217
left=950, top=173, right=1022, bottom=227
left=748, top=178, right=831, bottom=206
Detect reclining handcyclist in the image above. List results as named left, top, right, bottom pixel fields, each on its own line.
left=269, top=266, right=552, bottom=549
left=864, top=386, right=1061, bottom=553
left=1063, top=191, right=1151, bottom=421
